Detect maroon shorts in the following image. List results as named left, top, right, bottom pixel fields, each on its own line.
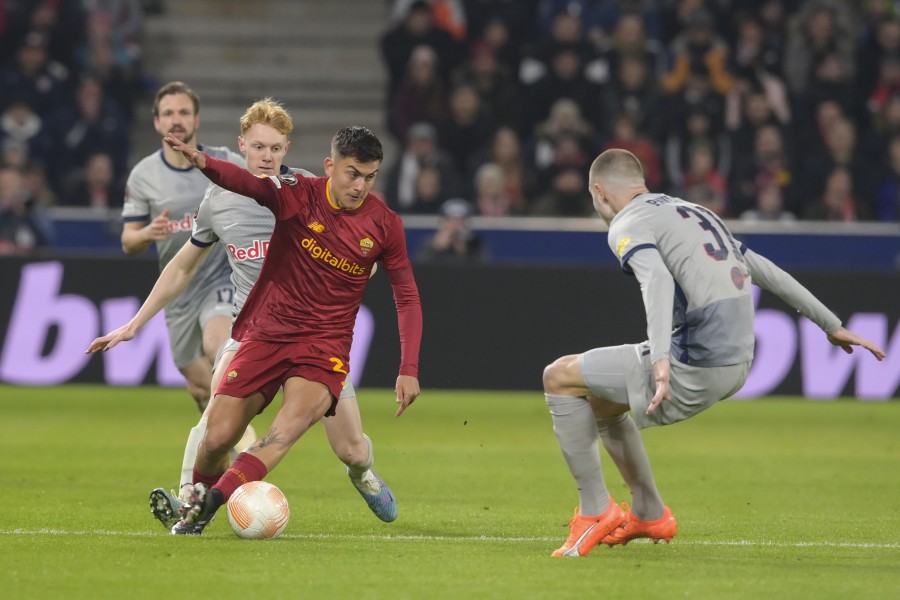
left=214, top=339, right=347, bottom=416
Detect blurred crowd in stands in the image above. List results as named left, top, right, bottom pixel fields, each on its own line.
left=3, top=0, right=900, bottom=257
left=379, top=0, right=900, bottom=226
left=0, top=0, right=154, bottom=253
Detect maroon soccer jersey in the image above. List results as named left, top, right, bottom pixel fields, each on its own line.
left=201, top=156, right=422, bottom=377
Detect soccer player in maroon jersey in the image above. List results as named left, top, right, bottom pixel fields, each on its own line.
left=163, top=126, right=422, bottom=534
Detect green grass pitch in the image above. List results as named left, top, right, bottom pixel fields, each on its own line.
left=1, top=384, right=898, bottom=599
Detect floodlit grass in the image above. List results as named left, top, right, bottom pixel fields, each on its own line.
left=1, top=385, right=898, bottom=599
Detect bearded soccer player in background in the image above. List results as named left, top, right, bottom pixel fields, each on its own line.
left=89, top=102, right=399, bottom=531
left=161, top=125, right=422, bottom=534
left=120, top=81, right=251, bottom=445
left=543, top=148, right=886, bottom=558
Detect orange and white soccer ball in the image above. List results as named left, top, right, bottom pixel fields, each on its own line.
left=227, top=481, right=290, bottom=539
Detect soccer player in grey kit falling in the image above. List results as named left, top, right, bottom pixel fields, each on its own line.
left=544, top=148, right=886, bottom=557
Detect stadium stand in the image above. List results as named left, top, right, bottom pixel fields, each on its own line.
left=2, top=0, right=900, bottom=260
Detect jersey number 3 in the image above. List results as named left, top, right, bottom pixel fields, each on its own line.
left=676, top=205, right=742, bottom=262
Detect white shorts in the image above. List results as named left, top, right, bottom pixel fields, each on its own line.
left=580, top=342, right=750, bottom=429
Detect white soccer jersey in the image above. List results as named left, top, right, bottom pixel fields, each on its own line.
left=608, top=193, right=756, bottom=367
left=608, top=193, right=841, bottom=368
left=122, top=146, right=245, bottom=314
left=191, top=167, right=315, bottom=316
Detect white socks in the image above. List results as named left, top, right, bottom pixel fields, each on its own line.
left=346, top=433, right=374, bottom=481
left=180, top=416, right=208, bottom=488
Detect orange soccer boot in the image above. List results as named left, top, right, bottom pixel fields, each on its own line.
left=550, top=500, right=627, bottom=557
left=601, top=503, right=677, bottom=546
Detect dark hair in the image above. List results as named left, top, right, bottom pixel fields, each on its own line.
left=331, top=126, right=384, bottom=164
left=153, top=81, right=200, bottom=117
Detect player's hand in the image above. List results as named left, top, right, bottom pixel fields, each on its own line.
left=85, top=324, right=136, bottom=354
left=163, top=134, right=207, bottom=169
left=394, top=374, right=420, bottom=417
left=646, top=358, right=671, bottom=416
left=144, top=208, right=171, bottom=241
left=827, top=327, right=886, bottom=361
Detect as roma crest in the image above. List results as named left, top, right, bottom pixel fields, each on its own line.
left=278, top=173, right=298, bottom=186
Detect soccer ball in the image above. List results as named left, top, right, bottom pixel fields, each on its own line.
left=226, top=481, right=290, bottom=539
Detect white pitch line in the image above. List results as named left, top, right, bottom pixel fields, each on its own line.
left=1, top=529, right=898, bottom=549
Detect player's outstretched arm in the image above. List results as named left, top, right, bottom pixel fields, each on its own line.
left=743, top=249, right=885, bottom=361
left=85, top=242, right=212, bottom=354
left=827, top=327, right=886, bottom=361
left=86, top=323, right=136, bottom=353
left=166, top=133, right=280, bottom=208
left=394, top=374, right=420, bottom=417
left=742, top=248, right=844, bottom=333
left=163, top=134, right=207, bottom=169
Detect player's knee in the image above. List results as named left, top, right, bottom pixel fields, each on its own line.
left=544, top=354, right=582, bottom=395
left=203, top=425, right=239, bottom=457
left=542, top=360, right=566, bottom=394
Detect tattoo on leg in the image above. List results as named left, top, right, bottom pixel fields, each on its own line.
left=250, top=428, right=285, bottom=451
